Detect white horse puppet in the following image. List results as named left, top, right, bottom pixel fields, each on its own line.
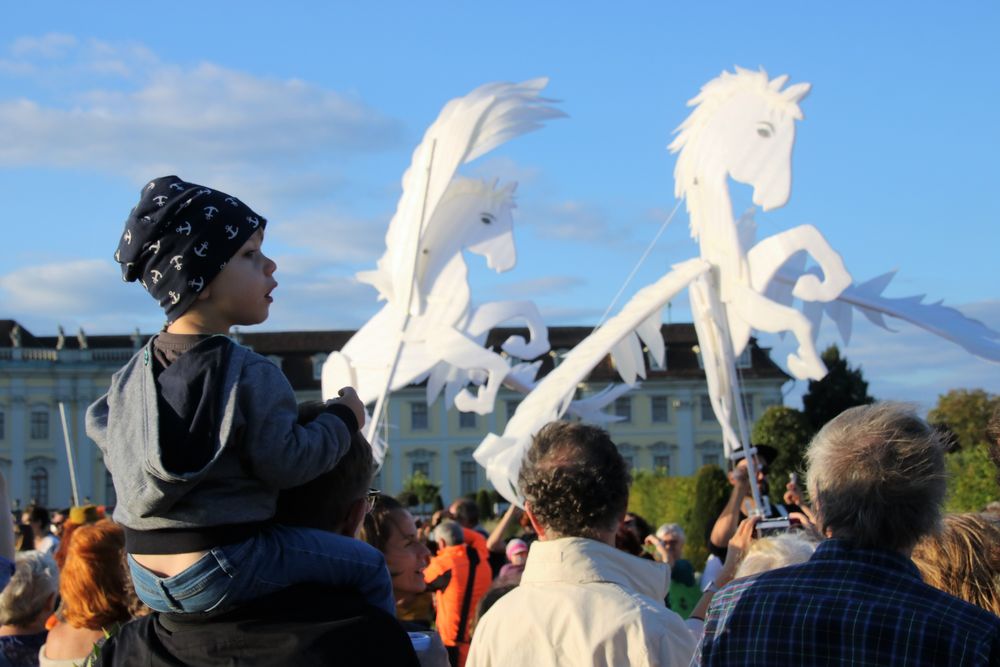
left=477, top=68, right=854, bottom=502
left=322, top=79, right=562, bottom=460
left=478, top=67, right=1000, bottom=503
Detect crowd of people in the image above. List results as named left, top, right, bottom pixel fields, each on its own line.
left=1, top=177, right=997, bottom=665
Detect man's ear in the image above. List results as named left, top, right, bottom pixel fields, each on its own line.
left=524, top=502, right=546, bottom=540
left=344, top=498, right=367, bottom=538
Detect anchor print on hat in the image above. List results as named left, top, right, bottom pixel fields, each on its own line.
left=115, top=175, right=267, bottom=322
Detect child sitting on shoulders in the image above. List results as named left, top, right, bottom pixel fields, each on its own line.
left=86, top=175, right=393, bottom=616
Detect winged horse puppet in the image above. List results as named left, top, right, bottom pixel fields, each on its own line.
left=322, top=79, right=564, bottom=460
left=476, top=67, right=1000, bottom=504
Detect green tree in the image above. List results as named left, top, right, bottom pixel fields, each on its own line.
left=627, top=470, right=696, bottom=555
left=684, top=465, right=731, bottom=571
left=751, top=405, right=815, bottom=503
left=928, top=389, right=1000, bottom=511
left=802, top=345, right=874, bottom=430
left=476, top=488, right=495, bottom=521
left=928, top=389, right=1000, bottom=452
left=401, top=471, right=441, bottom=516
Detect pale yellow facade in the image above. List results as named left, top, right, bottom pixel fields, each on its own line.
left=0, top=325, right=787, bottom=508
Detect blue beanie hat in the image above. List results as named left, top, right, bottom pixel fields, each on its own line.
left=115, top=176, right=267, bottom=322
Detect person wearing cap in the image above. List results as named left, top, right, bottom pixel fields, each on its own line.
left=86, top=176, right=392, bottom=618
left=495, top=539, right=528, bottom=584
left=706, top=443, right=802, bottom=564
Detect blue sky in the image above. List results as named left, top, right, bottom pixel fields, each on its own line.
left=1, top=2, right=998, bottom=411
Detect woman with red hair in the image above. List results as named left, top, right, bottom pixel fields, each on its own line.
left=39, top=520, right=144, bottom=666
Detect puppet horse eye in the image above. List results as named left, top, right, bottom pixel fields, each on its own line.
left=481, top=214, right=494, bottom=225
left=757, top=127, right=772, bottom=138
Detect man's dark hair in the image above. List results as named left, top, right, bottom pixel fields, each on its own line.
left=276, top=429, right=376, bottom=533
left=518, top=421, right=631, bottom=540
left=451, top=499, right=479, bottom=528
left=26, top=505, right=50, bottom=529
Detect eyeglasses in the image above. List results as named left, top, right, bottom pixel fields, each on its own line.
left=366, top=489, right=380, bottom=514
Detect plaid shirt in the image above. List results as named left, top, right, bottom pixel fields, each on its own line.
left=696, top=539, right=1000, bottom=666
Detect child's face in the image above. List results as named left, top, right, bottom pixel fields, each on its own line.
left=201, top=229, right=277, bottom=330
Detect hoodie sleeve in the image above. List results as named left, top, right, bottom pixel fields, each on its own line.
left=237, top=358, right=353, bottom=489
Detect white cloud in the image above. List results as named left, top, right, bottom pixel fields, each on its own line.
left=774, top=299, right=1000, bottom=412
left=519, top=199, right=615, bottom=242
left=9, top=33, right=78, bottom=59
left=0, top=35, right=404, bottom=179
left=0, top=259, right=163, bottom=334
left=488, top=275, right=586, bottom=300
left=270, top=207, right=388, bottom=267
left=260, top=275, right=381, bottom=331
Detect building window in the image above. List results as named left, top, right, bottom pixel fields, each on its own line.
left=104, top=470, right=117, bottom=506
left=266, top=355, right=283, bottom=368
left=700, top=395, right=714, bottom=422
left=311, top=353, right=328, bottom=381
left=458, top=412, right=477, bottom=429
left=761, top=398, right=781, bottom=413
left=736, top=347, right=752, bottom=368
left=651, top=396, right=670, bottom=423
left=30, top=409, right=49, bottom=440
left=505, top=400, right=520, bottom=421
left=621, top=456, right=635, bottom=471
left=653, top=455, right=671, bottom=475
left=702, top=453, right=720, bottom=467
left=646, top=346, right=666, bottom=371
left=614, top=397, right=632, bottom=423
left=412, top=461, right=430, bottom=478
left=30, top=467, right=49, bottom=507
left=410, top=403, right=429, bottom=430
left=460, top=460, right=478, bottom=496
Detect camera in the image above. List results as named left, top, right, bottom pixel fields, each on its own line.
left=754, top=516, right=802, bottom=538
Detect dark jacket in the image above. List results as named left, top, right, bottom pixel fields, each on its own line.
left=87, top=584, right=420, bottom=667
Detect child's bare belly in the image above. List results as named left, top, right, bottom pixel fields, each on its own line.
left=133, top=551, right=209, bottom=577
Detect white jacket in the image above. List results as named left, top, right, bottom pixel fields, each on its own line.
left=467, top=537, right=697, bottom=667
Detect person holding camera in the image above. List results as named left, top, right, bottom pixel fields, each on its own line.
left=695, top=403, right=1000, bottom=666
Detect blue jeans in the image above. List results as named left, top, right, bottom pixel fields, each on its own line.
left=128, top=525, right=395, bottom=616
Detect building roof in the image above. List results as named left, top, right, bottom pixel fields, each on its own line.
left=0, top=320, right=790, bottom=390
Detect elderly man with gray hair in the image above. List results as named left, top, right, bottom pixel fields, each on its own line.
left=696, top=402, right=1000, bottom=666
left=468, top=421, right=695, bottom=666
left=0, top=552, right=59, bottom=666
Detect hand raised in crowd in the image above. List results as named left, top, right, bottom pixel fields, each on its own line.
left=783, top=478, right=803, bottom=506
left=729, top=459, right=751, bottom=487
left=717, top=515, right=761, bottom=588
left=788, top=510, right=823, bottom=542
left=644, top=534, right=672, bottom=565
left=328, top=386, right=366, bottom=430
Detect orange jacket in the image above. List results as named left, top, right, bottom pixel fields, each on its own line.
left=424, top=542, right=492, bottom=648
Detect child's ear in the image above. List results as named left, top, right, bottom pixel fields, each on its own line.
left=196, top=285, right=212, bottom=301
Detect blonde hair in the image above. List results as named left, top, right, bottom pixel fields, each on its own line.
left=911, top=513, right=1000, bottom=615
left=736, top=532, right=817, bottom=579
left=805, top=402, right=946, bottom=551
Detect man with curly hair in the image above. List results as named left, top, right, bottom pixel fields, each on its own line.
left=467, top=421, right=695, bottom=667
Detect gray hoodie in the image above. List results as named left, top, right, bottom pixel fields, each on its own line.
left=86, top=336, right=352, bottom=537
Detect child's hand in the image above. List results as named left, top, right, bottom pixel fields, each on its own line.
left=329, top=386, right=365, bottom=431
